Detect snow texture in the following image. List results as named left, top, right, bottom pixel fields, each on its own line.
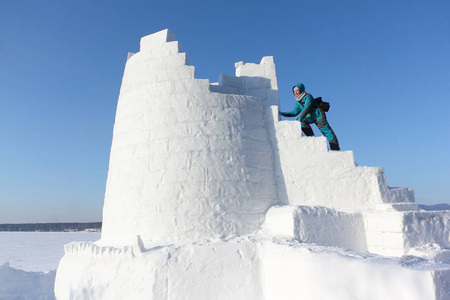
left=0, top=262, right=55, bottom=300
left=0, top=232, right=100, bottom=272
left=55, top=235, right=450, bottom=300
left=55, top=29, right=450, bottom=299
left=0, top=232, right=100, bottom=300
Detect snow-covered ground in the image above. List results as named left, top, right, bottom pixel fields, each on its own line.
left=0, top=231, right=100, bottom=300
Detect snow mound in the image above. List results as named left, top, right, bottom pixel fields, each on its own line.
left=0, top=262, right=55, bottom=300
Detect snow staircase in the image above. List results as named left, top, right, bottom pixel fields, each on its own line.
left=260, top=107, right=450, bottom=258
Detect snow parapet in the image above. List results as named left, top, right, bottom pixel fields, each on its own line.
left=210, top=56, right=279, bottom=107
left=55, top=29, right=450, bottom=299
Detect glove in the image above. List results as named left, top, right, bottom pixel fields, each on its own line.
left=279, top=111, right=287, bottom=117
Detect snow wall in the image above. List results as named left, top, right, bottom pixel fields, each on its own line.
left=55, top=29, right=450, bottom=299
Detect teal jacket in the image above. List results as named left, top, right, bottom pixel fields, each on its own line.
left=282, top=83, right=324, bottom=123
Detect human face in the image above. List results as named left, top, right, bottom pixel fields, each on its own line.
left=294, top=89, right=300, bottom=97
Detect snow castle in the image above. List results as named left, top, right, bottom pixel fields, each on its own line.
left=55, top=30, right=450, bottom=299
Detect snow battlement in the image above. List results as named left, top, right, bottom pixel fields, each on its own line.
left=140, top=29, right=175, bottom=50
left=210, top=56, right=280, bottom=107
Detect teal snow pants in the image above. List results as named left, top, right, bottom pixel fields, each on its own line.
left=300, top=118, right=340, bottom=151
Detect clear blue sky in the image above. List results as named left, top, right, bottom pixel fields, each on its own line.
left=1, top=0, right=449, bottom=223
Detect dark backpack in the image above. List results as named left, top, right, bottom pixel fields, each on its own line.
left=315, top=97, right=330, bottom=112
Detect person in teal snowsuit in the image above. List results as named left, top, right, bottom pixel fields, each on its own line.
left=280, top=83, right=340, bottom=151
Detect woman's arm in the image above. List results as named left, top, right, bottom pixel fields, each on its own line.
left=280, top=102, right=301, bottom=117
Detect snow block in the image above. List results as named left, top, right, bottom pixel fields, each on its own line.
left=56, top=238, right=262, bottom=300
left=126, top=52, right=189, bottom=69
left=214, top=56, right=280, bottom=106
left=262, top=205, right=367, bottom=251
left=219, top=73, right=243, bottom=89
left=262, top=205, right=450, bottom=257
left=364, top=210, right=450, bottom=256
left=260, top=239, right=449, bottom=300
left=140, top=29, right=175, bottom=51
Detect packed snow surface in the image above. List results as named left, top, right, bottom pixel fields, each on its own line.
left=0, top=232, right=100, bottom=300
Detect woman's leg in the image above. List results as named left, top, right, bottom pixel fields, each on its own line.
left=316, top=119, right=340, bottom=150
left=300, top=120, right=314, bottom=136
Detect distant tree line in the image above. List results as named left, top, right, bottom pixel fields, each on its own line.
left=0, top=222, right=102, bottom=232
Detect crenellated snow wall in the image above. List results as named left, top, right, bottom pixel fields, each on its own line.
left=55, top=29, right=450, bottom=299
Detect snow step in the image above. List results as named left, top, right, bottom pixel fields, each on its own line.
left=376, top=203, right=419, bottom=211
